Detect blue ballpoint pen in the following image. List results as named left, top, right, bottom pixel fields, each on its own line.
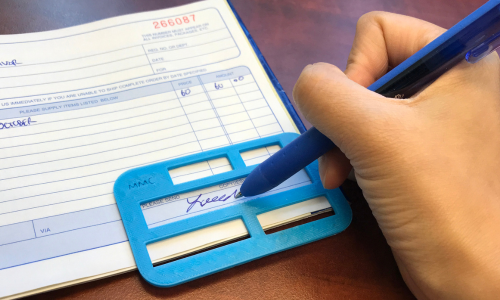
left=236, top=0, right=500, bottom=198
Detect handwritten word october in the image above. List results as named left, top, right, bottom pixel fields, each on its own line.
left=186, top=189, right=238, bottom=213
left=0, top=117, right=36, bottom=130
left=0, top=59, right=20, bottom=67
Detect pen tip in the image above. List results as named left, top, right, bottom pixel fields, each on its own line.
left=235, top=191, right=243, bottom=199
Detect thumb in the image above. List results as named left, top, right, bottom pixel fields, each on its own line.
left=292, top=62, right=409, bottom=162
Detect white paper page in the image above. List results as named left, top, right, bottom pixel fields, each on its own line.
left=0, top=1, right=330, bottom=298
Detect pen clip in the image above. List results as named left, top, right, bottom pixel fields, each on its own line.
left=466, top=32, right=500, bottom=63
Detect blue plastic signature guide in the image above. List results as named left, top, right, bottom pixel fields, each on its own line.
left=113, top=133, right=352, bottom=287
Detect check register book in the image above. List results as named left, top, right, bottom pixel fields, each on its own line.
left=0, top=0, right=334, bottom=298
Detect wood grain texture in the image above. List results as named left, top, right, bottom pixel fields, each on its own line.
left=0, top=0, right=485, bottom=299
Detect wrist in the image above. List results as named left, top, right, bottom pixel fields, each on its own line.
left=395, top=188, right=500, bottom=299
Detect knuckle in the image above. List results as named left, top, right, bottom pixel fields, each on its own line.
left=293, top=64, right=339, bottom=114
left=356, top=11, right=386, bottom=29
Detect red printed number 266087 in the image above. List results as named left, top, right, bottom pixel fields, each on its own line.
left=153, top=14, right=195, bottom=29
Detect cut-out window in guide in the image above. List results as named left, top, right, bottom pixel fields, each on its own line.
left=170, top=157, right=232, bottom=185
left=240, top=145, right=281, bottom=166
left=143, top=145, right=332, bottom=264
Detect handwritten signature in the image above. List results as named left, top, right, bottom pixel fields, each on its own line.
left=0, top=117, right=36, bottom=130
left=0, top=59, right=21, bottom=67
left=186, top=189, right=238, bottom=213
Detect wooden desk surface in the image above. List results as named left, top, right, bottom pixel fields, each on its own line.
left=0, top=0, right=484, bottom=299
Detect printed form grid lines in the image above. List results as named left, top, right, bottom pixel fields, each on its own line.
left=0, top=67, right=284, bottom=271
left=0, top=2, right=316, bottom=297
left=0, top=144, right=309, bottom=271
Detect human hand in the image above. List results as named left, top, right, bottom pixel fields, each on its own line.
left=293, top=12, right=500, bottom=299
